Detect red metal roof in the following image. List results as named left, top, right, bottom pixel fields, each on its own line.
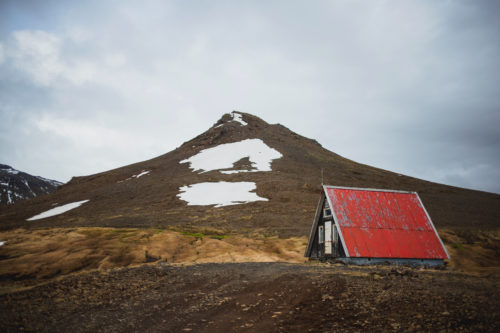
left=324, top=186, right=449, bottom=259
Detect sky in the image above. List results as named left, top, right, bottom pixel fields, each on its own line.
left=0, top=0, right=499, bottom=194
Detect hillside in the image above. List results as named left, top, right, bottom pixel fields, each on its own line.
left=0, top=164, right=62, bottom=205
left=1, top=112, right=499, bottom=332
left=0, top=112, right=499, bottom=237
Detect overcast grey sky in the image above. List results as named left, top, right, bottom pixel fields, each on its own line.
left=0, top=0, right=499, bottom=194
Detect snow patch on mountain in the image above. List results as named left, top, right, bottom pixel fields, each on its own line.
left=180, top=139, right=282, bottom=174
left=118, top=170, right=150, bottom=183
left=220, top=170, right=249, bottom=175
left=27, top=200, right=89, bottom=221
left=213, top=111, right=247, bottom=128
left=231, top=112, right=247, bottom=126
left=5, top=168, right=19, bottom=175
left=22, top=179, right=36, bottom=196
left=35, top=176, right=63, bottom=187
left=177, top=182, right=267, bottom=207
left=133, top=170, right=150, bottom=178
left=0, top=241, right=5, bottom=247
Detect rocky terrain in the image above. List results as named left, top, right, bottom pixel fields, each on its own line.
left=0, top=164, right=62, bottom=205
left=1, top=263, right=498, bottom=332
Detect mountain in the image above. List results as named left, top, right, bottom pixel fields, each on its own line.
left=0, top=164, right=63, bottom=205
left=0, top=112, right=499, bottom=236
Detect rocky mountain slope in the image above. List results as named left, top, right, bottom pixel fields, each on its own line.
left=0, top=112, right=499, bottom=236
left=0, top=164, right=62, bottom=205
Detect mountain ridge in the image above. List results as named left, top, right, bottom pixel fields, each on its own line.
left=0, top=164, right=63, bottom=205
left=0, top=111, right=499, bottom=236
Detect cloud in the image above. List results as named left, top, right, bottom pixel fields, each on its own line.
left=0, top=1, right=499, bottom=193
left=23, top=112, right=172, bottom=181
left=10, top=30, right=63, bottom=85
left=34, top=114, right=133, bottom=149
left=0, top=43, right=4, bottom=64
left=104, top=53, right=126, bottom=68
left=9, top=30, right=96, bottom=86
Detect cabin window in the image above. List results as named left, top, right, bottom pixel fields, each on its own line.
left=323, top=200, right=332, bottom=218
left=318, top=225, right=324, bottom=244
left=323, top=201, right=332, bottom=218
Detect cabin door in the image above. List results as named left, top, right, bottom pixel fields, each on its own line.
left=332, top=225, right=338, bottom=257
left=324, top=221, right=332, bottom=255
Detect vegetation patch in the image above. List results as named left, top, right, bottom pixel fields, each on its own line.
left=210, top=235, right=228, bottom=240
left=181, top=232, right=205, bottom=239
left=0, top=227, right=308, bottom=293
left=1, top=226, right=498, bottom=295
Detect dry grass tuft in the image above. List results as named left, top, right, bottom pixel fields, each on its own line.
left=440, top=228, right=500, bottom=276
left=0, top=227, right=308, bottom=292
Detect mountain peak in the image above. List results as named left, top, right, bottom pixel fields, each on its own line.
left=211, top=111, right=280, bottom=132
left=213, top=111, right=248, bottom=127
left=0, top=164, right=12, bottom=169
left=1, top=112, right=499, bottom=237
left=182, top=112, right=269, bottom=150
left=0, top=165, right=62, bottom=205
left=182, top=111, right=320, bottom=153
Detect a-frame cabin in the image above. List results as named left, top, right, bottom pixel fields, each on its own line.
left=305, top=186, right=449, bottom=266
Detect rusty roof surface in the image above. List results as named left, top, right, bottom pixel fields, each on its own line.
left=324, top=186, right=449, bottom=259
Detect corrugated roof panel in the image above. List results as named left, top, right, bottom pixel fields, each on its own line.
left=325, top=186, right=449, bottom=259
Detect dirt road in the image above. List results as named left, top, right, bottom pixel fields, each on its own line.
left=1, top=263, right=498, bottom=332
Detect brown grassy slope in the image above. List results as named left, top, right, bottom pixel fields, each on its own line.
left=0, top=226, right=497, bottom=295
left=0, top=112, right=498, bottom=237
left=0, top=227, right=306, bottom=293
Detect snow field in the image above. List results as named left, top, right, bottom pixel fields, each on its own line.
left=27, top=200, right=90, bottom=221
left=180, top=139, right=282, bottom=174
left=177, top=182, right=268, bottom=207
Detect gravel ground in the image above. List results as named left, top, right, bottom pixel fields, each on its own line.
left=1, top=262, right=498, bottom=332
